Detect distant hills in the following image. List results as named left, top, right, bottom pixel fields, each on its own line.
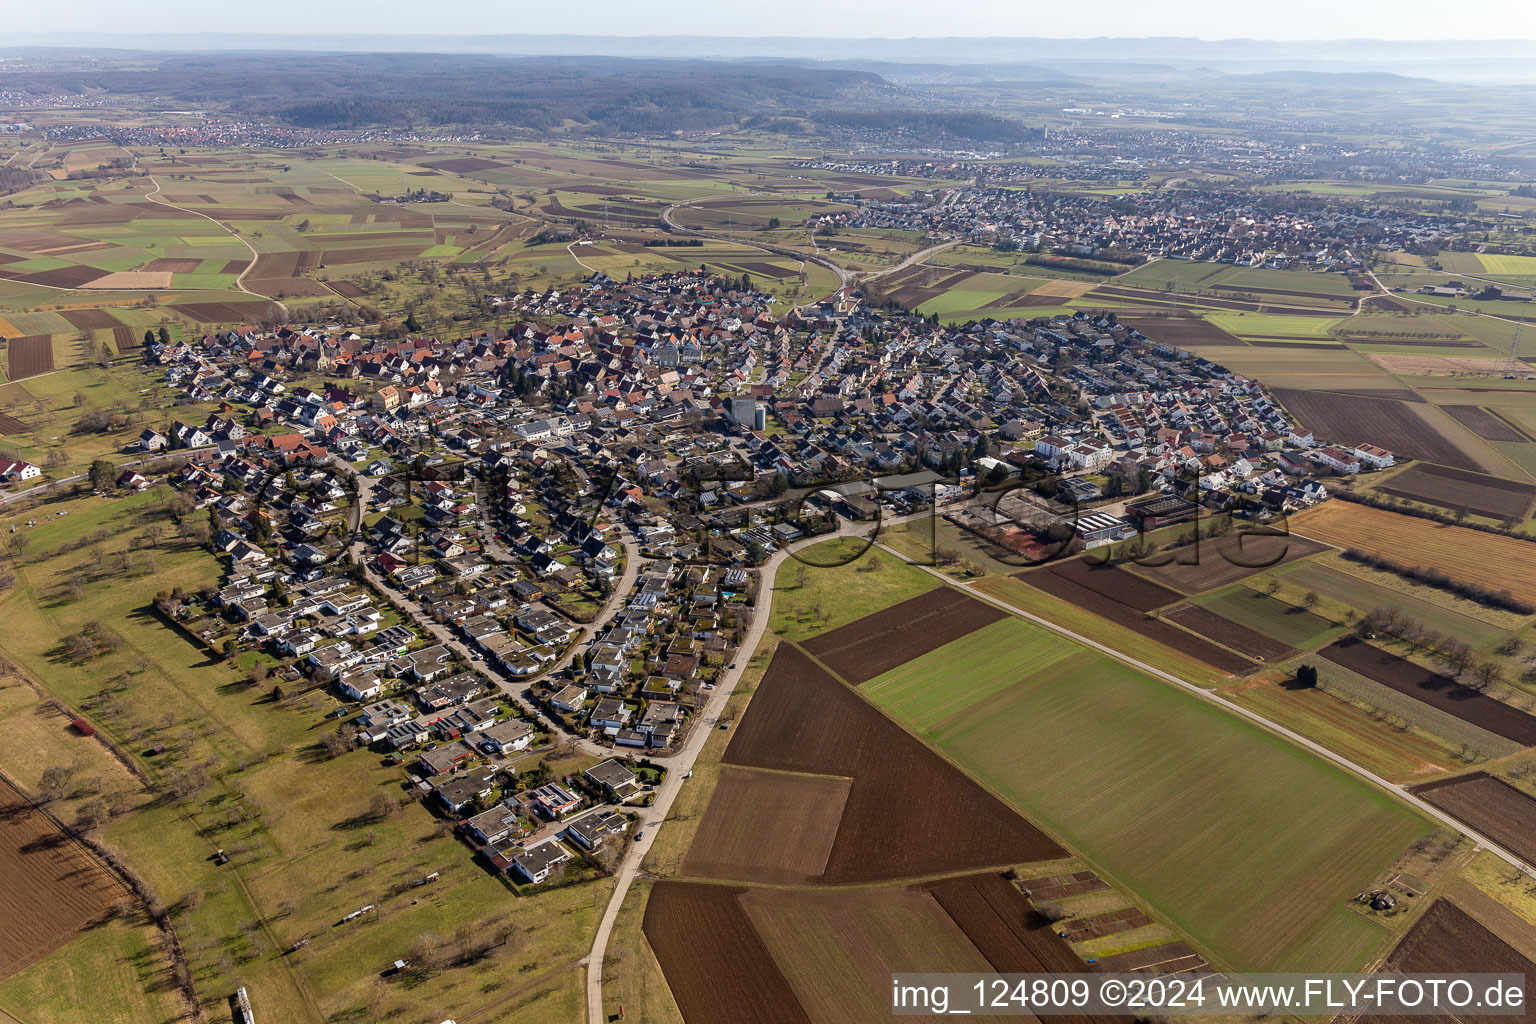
left=2, top=34, right=1536, bottom=81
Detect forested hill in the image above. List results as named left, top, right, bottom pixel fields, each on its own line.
left=0, top=52, right=900, bottom=133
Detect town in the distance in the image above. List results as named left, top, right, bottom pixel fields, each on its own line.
left=0, top=26, right=1534, bottom=1024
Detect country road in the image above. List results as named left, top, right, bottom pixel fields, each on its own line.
left=584, top=520, right=863, bottom=1024
left=144, top=174, right=287, bottom=315
left=660, top=193, right=855, bottom=297
left=862, top=238, right=961, bottom=282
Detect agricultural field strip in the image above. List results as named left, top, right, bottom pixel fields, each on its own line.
left=1374, top=462, right=1536, bottom=520
left=1018, top=559, right=1253, bottom=672
left=1287, top=502, right=1536, bottom=605
left=1344, top=900, right=1536, bottom=1024
left=800, top=586, right=1006, bottom=684
left=1314, top=641, right=1536, bottom=752
left=142, top=176, right=275, bottom=305
left=859, top=599, right=1417, bottom=971
left=1411, top=773, right=1536, bottom=868
left=871, top=541, right=1536, bottom=878
left=718, top=641, right=1063, bottom=885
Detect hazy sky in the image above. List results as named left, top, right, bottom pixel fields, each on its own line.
left=6, top=0, right=1536, bottom=41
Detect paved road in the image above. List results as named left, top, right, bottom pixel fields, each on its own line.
left=1, top=445, right=222, bottom=505
left=348, top=475, right=649, bottom=758
left=583, top=523, right=859, bottom=1024
left=660, top=194, right=854, bottom=296
left=1358, top=269, right=1533, bottom=348
left=144, top=175, right=287, bottom=315
left=874, top=540, right=1536, bottom=883
left=862, top=239, right=961, bottom=282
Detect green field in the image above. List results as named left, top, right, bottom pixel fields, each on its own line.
left=1473, top=253, right=1536, bottom=276
left=1193, top=585, right=1345, bottom=650
left=1206, top=312, right=1346, bottom=339
left=769, top=536, right=936, bottom=641
left=862, top=615, right=1430, bottom=973
left=973, top=576, right=1230, bottom=687
left=1220, top=676, right=1459, bottom=784
left=862, top=616, right=1078, bottom=731
left=1266, top=558, right=1513, bottom=649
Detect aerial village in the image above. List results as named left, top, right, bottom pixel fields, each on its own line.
left=28, top=267, right=1401, bottom=888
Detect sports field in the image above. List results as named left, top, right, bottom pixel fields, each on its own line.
left=862, top=616, right=1430, bottom=973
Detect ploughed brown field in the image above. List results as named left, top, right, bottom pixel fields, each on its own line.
left=247, top=250, right=319, bottom=278
left=0, top=777, right=128, bottom=979
left=328, top=280, right=366, bottom=298
left=1121, top=317, right=1246, bottom=346
left=1411, top=772, right=1536, bottom=866
left=1377, top=463, right=1536, bottom=521
left=922, top=874, right=1134, bottom=1024
left=801, top=586, right=1006, bottom=684
left=1161, top=603, right=1296, bottom=662
left=1018, top=559, right=1253, bottom=672
left=644, top=881, right=812, bottom=1024
left=1320, top=638, right=1536, bottom=746
left=247, top=276, right=332, bottom=298
left=682, top=767, right=851, bottom=884
left=421, top=156, right=504, bottom=173
left=1057, top=907, right=1153, bottom=941
left=244, top=250, right=332, bottom=297
left=170, top=300, right=282, bottom=324
left=320, top=244, right=429, bottom=266
left=1271, top=388, right=1478, bottom=467
left=1442, top=405, right=1530, bottom=442
left=110, top=326, right=138, bottom=352
left=1291, top=501, right=1536, bottom=605
left=57, top=308, right=120, bottom=331
left=1130, top=531, right=1326, bottom=594
left=722, top=644, right=1063, bottom=882
left=141, top=257, right=203, bottom=274
left=0, top=412, right=31, bottom=434
left=11, top=265, right=106, bottom=289
left=1322, top=387, right=1426, bottom=402
left=1342, top=900, right=1534, bottom=1024
left=7, top=335, right=54, bottom=379
left=1092, top=941, right=1210, bottom=973
left=646, top=875, right=1132, bottom=1024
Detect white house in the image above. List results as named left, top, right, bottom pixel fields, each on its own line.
left=1350, top=444, right=1396, bottom=470
left=0, top=458, right=40, bottom=482
left=1314, top=447, right=1361, bottom=475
